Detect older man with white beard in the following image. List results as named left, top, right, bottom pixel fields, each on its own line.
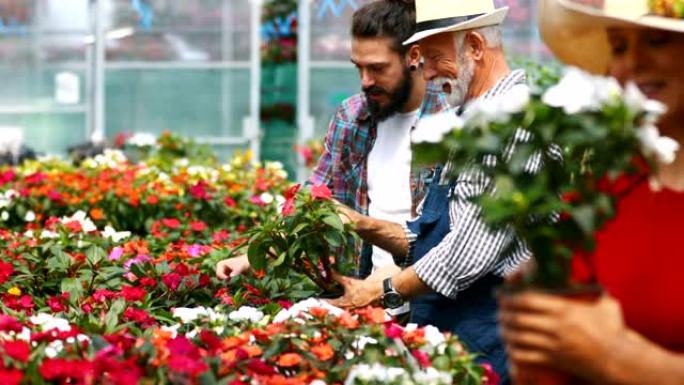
left=329, top=1, right=531, bottom=383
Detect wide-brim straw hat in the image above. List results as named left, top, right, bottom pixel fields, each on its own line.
left=539, top=0, right=684, bottom=74
left=404, top=0, right=509, bottom=45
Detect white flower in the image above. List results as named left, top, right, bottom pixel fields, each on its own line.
left=30, top=313, right=71, bottom=332
left=228, top=306, right=264, bottom=323
left=352, top=336, right=378, bottom=351
left=102, top=226, right=131, bottom=243
left=23, top=230, right=33, bottom=238
left=172, top=307, right=212, bottom=323
left=412, top=367, right=452, bottom=385
left=637, top=125, right=680, bottom=164
left=345, top=364, right=407, bottom=384
left=24, top=210, right=35, bottom=222
left=542, top=67, right=620, bottom=114
left=61, top=211, right=97, bottom=233
left=498, top=84, right=531, bottom=113
left=259, top=192, right=274, bottom=205
left=161, top=324, right=180, bottom=338
left=412, top=111, right=463, bottom=144
left=127, top=132, right=157, bottom=147
left=40, top=230, right=59, bottom=239
left=1, top=211, right=8, bottom=221
left=310, top=380, right=327, bottom=385
left=423, top=325, right=446, bottom=347
left=273, top=298, right=344, bottom=323
left=45, top=340, right=64, bottom=358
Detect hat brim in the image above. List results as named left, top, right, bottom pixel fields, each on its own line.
left=540, top=0, right=684, bottom=74
left=403, top=7, right=509, bottom=45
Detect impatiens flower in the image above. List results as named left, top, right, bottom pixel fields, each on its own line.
left=228, top=306, right=264, bottom=323
left=0, top=261, right=14, bottom=284
left=24, top=210, right=36, bottom=222
left=123, top=254, right=152, bottom=271
left=412, top=111, right=463, bottom=144
left=187, top=244, right=202, bottom=257
left=2, top=340, right=30, bottom=363
left=246, top=359, right=276, bottom=375
left=189, top=181, right=210, bottom=200
left=310, top=184, right=332, bottom=200
left=161, top=218, right=181, bottom=229
left=120, top=286, right=146, bottom=302
left=108, top=247, right=124, bottom=261
left=30, top=313, right=70, bottom=332
left=224, top=197, right=237, bottom=207
left=0, top=314, right=23, bottom=333
left=0, top=368, right=22, bottom=385
left=283, top=183, right=301, bottom=200
left=47, top=189, right=62, bottom=201
left=189, top=221, right=207, bottom=232
left=276, top=352, right=302, bottom=367
left=637, top=124, right=680, bottom=165
left=162, top=273, right=183, bottom=291
left=60, top=211, right=97, bottom=233
left=384, top=322, right=404, bottom=339
left=259, top=192, right=274, bottom=204
left=249, top=195, right=266, bottom=207
left=281, top=198, right=295, bottom=216
left=102, top=226, right=131, bottom=242
left=311, top=343, right=334, bottom=361
left=423, top=325, right=446, bottom=348
left=412, top=349, right=431, bottom=368
left=481, top=362, right=501, bottom=385
left=139, top=277, right=157, bottom=288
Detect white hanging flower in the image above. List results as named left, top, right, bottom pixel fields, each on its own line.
left=24, top=210, right=36, bottom=222
left=412, top=112, right=463, bottom=144
left=102, top=226, right=131, bottom=243
left=228, top=306, right=265, bottom=323
left=637, top=125, right=680, bottom=164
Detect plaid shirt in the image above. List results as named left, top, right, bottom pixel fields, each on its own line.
left=310, top=83, right=451, bottom=216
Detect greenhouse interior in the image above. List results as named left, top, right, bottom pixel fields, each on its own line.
left=0, top=0, right=682, bottom=384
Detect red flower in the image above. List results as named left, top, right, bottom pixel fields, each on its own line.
left=281, top=198, right=295, bottom=216
left=139, top=277, right=157, bottom=288
left=93, top=289, right=117, bottom=303
left=310, top=184, right=332, bottom=200
left=412, top=349, right=431, bottom=367
left=0, top=261, right=14, bottom=284
left=482, top=362, right=501, bottom=385
left=190, top=181, right=211, bottom=200
left=146, top=195, right=159, bottom=205
left=199, top=330, right=223, bottom=354
left=189, top=221, right=207, bottom=232
left=276, top=353, right=302, bottom=367
left=0, top=368, right=23, bottom=385
left=123, top=307, right=156, bottom=325
left=18, top=295, right=34, bottom=310
left=167, top=336, right=208, bottom=377
left=198, top=274, right=211, bottom=287
left=25, top=172, right=46, bottom=185
left=247, top=359, right=276, bottom=375
left=39, top=358, right=95, bottom=382
left=64, top=220, right=83, bottom=233
left=0, top=170, right=16, bottom=185
left=283, top=184, right=301, bottom=200
left=120, top=286, right=147, bottom=302
left=47, top=189, right=63, bottom=202
left=560, top=191, right=581, bottom=203
left=162, top=273, right=183, bottom=291
left=276, top=300, right=293, bottom=310
left=3, top=340, right=30, bottom=362
left=47, top=295, right=67, bottom=313
left=161, top=218, right=181, bottom=229
left=0, top=315, right=23, bottom=333
left=224, top=197, right=237, bottom=207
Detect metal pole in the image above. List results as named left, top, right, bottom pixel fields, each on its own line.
left=296, top=0, right=313, bottom=182
left=247, top=0, right=262, bottom=161
left=89, top=0, right=106, bottom=143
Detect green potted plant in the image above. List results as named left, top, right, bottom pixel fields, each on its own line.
left=412, top=67, right=678, bottom=385
left=242, top=184, right=360, bottom=298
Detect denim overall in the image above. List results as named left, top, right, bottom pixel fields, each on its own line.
left=407, top=167, right=510, bottom=384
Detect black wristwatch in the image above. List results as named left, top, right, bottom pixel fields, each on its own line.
left=381, top=277, right=404, bottom=309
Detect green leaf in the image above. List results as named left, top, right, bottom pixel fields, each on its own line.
left=60, top=278, right=84, bottom=300
left=322, top=214, right=343, bottom=232
left=105, top=299, right=126, bottom=333
left=272, top=251, right=287, bottom=267
left=86, top=246, right=107, bottom=266
left=247, top=242, right=266, bottom=271
left=322, top=231, right=342, bottom=248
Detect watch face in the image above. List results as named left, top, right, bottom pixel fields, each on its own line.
left=383, top=292, right=403, bottom=309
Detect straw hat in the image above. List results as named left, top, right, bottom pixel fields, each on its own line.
left=403, top=0, right=509, bottom=45
left=539, top=0, right=684, bottom=74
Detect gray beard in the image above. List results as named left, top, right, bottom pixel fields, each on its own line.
left=434, top=57, right=476, bottom=109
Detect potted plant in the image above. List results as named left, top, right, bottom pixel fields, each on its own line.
left=412, top=67, right=678, bottom=385
left=241, top=183, right=360, bottom=298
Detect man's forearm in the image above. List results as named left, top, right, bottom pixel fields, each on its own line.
left=390, top=266, right=431, bottom=301
left=354, top=214, right=409, bottom=258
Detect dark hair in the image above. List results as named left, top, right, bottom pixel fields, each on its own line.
left=351, top=0, right=416, bottom=55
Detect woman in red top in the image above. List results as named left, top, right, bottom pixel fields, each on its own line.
left=500, top=1, right=684, bottom=384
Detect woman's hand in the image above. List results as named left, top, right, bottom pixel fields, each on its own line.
left=215, top=255, right=251, bottom=279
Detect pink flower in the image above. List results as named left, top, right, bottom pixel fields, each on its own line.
left=0, top=315, right=23, bottom=333
left=0, top=170, right=16, bottom=185
left=249, top=195, right=266, bottom=206
left=162, top=273, right=183, bottom=291
left=47, top=189, right=63, bottom=201
left=189, top=221, right=207, bottom=232
left=281, top=198, right=295, bottom=216
left=482, top=363, right=501, bottom=385
left=187, top=244, right=202, bottom=257
left=384, top=322, right=404, bottom=339
left=190, top=181, right=211, bottom=200
left=224, top=197, right=237, bottom=207
left=310, top=184, right=332, bottom=200
left=108, top=247, right=124, bottom=261
left=283, top=184, right=301, bottom=200
left=161, top=218, right=181, bottom=229
left=0, top=261, right=14, bottom=284
left=412, top=349, right=431, bottom=368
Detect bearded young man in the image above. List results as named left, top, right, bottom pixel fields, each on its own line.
left=216, top=0, right=450, bottom=286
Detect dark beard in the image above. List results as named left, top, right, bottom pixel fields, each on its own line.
left=364, top=67, right=413, bottom=122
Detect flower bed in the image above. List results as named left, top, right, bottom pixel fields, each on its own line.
left=0, top=135, right=490, bottom=384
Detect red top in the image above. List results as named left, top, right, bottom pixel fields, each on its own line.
left=589, top=181, right=684, bottom=351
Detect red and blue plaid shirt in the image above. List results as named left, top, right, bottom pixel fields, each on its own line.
left=309, top=82, right=452, bottom=216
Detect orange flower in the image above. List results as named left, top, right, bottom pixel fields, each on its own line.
left=311, top=343, right=334, bottom=361
left=357, top=307, right=386, bottom=324
left=337, top=311, right=359, bottom=329
left=403, top=329, right=426, bottom=346
left=276, top=352, right=302, bottom=367
left=89, top=208, right=104, bottom=220
left=309, top=307, right=329, bottom=319
left=242, top=344, right=263, bottom=358
left=222, top=336, right=247, bottom=350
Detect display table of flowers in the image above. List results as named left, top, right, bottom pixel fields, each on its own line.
left=0, top=132, right=492, bottom=384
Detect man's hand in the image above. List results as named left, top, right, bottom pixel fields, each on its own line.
left=215, top=255, right=251, bottom=279
left=499, top=292, right=626, bottom=382
left=368, top=263, right=401, bottom=283
left=326, top=273, right=383, bottom=309
left=334, top=201, right=359, bottom=226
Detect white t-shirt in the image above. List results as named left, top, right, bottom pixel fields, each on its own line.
left=367, top=109, right=418, bottom=270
